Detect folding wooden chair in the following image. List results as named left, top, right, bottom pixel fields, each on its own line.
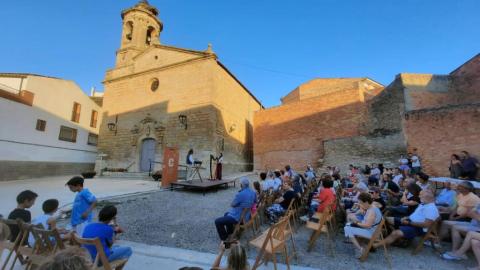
left=23, top=225, right=66, bottom=269
left=306, top=205, right=335, bottom=254
left=1, top=219, right=34, bottom=270
left=412, top=217, right=441, bottom=255
left=358, top=218, right=391, bottom=267
left=70, top=233, right=128, bottom=270
left=249, top=216, right=292, bottom=270
left=239, top=208, right=259, bottom=239
left=1, top=218, right=18, bottom=270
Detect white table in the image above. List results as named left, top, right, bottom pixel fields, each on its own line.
left=430, top=177, right=480, bottom=189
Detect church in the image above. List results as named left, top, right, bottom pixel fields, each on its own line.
left=97, top=0, right=262, bottom=175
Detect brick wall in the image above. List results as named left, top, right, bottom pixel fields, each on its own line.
left=254, top=88, right=369, bottom=171
left=403, top=104, right=480, bottom=176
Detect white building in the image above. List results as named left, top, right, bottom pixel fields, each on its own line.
left=0, top=73, right=103, bottom=180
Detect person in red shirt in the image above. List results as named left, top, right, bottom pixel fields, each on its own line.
left=316, top=179, right=337, bottom=213
left=300, top=179, right=336, bottom=221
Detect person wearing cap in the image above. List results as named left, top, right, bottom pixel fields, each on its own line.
left=440, top=181, right=480, bottom=240
left=214, top=177, right=256, bottom=244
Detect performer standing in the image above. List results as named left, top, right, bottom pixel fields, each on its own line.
left=215, top=153, right=223, bottom=180
left=186, top=149, right=194, bottom=180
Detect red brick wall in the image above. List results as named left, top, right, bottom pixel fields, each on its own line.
left=404, top=105, right=480, bottom=176
left=450, top=54, right=480, bottom=104
left=254, top=88, right=370, bottom=171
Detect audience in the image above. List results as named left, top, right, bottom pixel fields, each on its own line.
left=28, top=199, right=69, bottom=247
left=415, top=172, right=434, bottom=193
left=300, top=178, right=336, bottom=221
left=273, top=171, right=283, bottom=191
left=8, top=190, right=38, bottom=242
left=215, top=178, right=256, bottom=244
left=266, top=181, right=297, bottom=223
left=82, top=205, right=132, bottom=264
left=66, top=176, right=97, bottom=236
left=374, top=190, right=439, bottom=248
left=387, top=183, right=421, bottom=218
left=38, top=247, right=93, bottom=270
left=435, top=181, right=456, bottom=209
left=211, top=242, right=249, bottom=270
left=344, top=192, right=383, bottom=258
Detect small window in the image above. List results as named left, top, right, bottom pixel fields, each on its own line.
left=90, top=110, right=98, bottom=128
left=59, top=126, right=77, bottom=143
left=35, top=119, right=46, bottom=131
left=87, top=133, right=98, bottom=146
left=71, top=102, right=81, bottom=123
left=150, top=78, right=159, bottom=92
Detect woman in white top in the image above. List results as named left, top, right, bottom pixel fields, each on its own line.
left=344, top=192, right=383, bottom=258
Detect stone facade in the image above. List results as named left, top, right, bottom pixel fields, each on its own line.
left=98, top=1, right=261, bottom=175
left=254, top=53, right=480, bottom=175
left=254, top=78, right=384, bottom=171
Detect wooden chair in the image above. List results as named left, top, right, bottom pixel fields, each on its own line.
left=358, top=217, right=391, bottom=267
left=249, top=216, right=292, bottom=270
left=412, top=217, right=441, bottom=255
left=0, top=218, right=20, bottom=270
left=306, top=205, right=335, bottom=254
left=239, top=208, right=259, bottom=239
left=23, top=225, right=66, bottom=269
left=227, top=208, right=249, bottom=242
left=70, top=233, right=128, bottom=270
left=1, top=219, right=34, bottom=270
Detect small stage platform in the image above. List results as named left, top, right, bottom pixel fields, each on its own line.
left=170, top=179, right=237, bottom=195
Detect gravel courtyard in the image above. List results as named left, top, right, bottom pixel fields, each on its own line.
left=104, top=176, right=473, bottom=270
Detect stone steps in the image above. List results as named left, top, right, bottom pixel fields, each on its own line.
left=100, top=171, right=152, bottom=180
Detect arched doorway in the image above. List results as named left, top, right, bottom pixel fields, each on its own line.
left=140, top=138, right=156, bottom=172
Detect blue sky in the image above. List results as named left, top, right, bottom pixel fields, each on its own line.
left=1, top=0, right=478, bottom=107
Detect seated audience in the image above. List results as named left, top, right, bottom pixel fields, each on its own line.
left=441, top=203, right=480, bottom=260
left=304, top=165, right=316, bottom=182
left=273, top=171, right=283, bottom=191
left=440, top=181, right=480, bottom=238
left=82, top=205, right=132, bottom=263
left=8, top=190, right=38, bottom=242
left=28, top=199, right=69, bottom=247
left=374, top=190, right=439, bottom=248
left=266, top=182, right=297, bottom=223
left=38, top=247, right=92, bottom=270
left=392, top=168, right=404, bottom=186
left=344, top=193, right=383, bottom=258
left=386, top=183, right=421, bottom=218
left=416, top=172, right=434, bottom=193
left=211, top=242, right=249, bottom=270
left=382, top=174, right=400, bottom=203
left=215, top=178, right=256, bottom=243
left=370, top=187, right=386, bottom=212
left=436, top=181, right=456, bottom=209
left=259, top=172, right=271, bottom=192
left=300, top=178, right=336, bottom=221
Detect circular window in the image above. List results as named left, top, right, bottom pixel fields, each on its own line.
left=150, top=78, right=159, bottom=92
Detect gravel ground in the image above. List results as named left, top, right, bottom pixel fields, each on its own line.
left=96, top=176, right=474, bottom=270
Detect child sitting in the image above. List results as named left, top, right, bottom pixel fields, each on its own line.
left=28, top=199, right=69, bottom=246
left=82, top=205, right=132, bottom=264
left=66, top=176, right=97, bottom=236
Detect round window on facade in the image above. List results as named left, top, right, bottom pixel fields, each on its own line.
left=150, top=78, right=159, bottom=92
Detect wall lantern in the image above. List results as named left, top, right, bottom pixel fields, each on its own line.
left=178, top=114, right=188, bottom=130
left=108, top=115, right=118, bottom=135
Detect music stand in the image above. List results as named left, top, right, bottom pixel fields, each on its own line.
left=191, top=161, right=203, bottom=182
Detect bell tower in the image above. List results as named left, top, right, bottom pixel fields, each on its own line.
left=115, top=0, right=163, bottom=67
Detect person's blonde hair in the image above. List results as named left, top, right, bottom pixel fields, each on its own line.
left=39, top=247, right=92, bottom=270
left=227, top=245, right=249, bottom=270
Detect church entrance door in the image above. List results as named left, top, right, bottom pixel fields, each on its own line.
left=140, top=138, right=156, bottom=172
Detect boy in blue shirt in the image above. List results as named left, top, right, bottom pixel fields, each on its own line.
left=66, top=176, right=97, bottom=236
left=82, top=205, right=132, bottom=265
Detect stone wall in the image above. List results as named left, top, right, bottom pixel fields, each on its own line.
left=403, top=104, right=480, bottom=177
left=0, top=161, right=93, bottom=181
left=323, top=132, right=406, bottom=173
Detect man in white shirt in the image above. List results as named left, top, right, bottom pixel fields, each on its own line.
left=411, top=152, right=422, bottom=174
left=392, top=168, right=404, bottom=186
left=374, top=190, right=439, bottom=248
left=273, top=171, right=282, bottom=191
left=261, top=172, right=274, bottom=192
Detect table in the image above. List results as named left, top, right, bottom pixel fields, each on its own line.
left=430, top=177, right=480, bottom=189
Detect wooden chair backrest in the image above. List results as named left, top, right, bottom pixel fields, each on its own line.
left=359, top=217, right=387, bottom=262
left=0, top=218, right=15, bottom=242
left=71, top=233, right=113, bottom=270
left=30, top=225, right=65, bottom=255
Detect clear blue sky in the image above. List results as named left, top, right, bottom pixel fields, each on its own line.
left=1, top=0, right=478, bottom=107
